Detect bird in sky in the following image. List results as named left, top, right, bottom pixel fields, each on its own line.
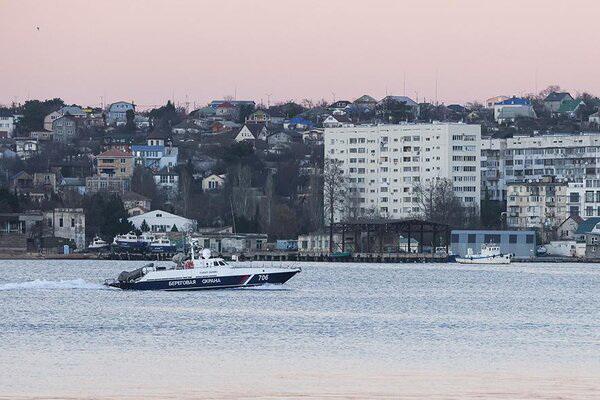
left=36, top=26, right=39, bottom=31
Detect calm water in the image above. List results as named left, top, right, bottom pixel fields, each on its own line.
left=0, top=260, right=599, bottom=399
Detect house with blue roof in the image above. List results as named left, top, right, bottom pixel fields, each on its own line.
left=493, top=96, right=536, bottom=123
left=131, top=131, right=178, bottom=171
left=284, top=117, right=314, bottom=130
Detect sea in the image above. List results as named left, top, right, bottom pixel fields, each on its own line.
left=0, top=260, right=599, bottom=399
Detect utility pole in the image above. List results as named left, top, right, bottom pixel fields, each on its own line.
left=435, top=69, right=439, bottom=106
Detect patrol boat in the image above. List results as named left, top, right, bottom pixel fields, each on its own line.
left=104, top=243, right=301, bottom=291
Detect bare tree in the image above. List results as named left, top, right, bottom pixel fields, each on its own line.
left=323, top=158, right=347, bottom=253
left=413, top=178, right=475, bottom=228
left=178, top=162, right=194, bottom=218
left=343, top=180, right=362, bottom=222
left=537, top=85, right=561, bottom=100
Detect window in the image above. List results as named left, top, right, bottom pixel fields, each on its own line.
left=509, top=235, right=517, bottom=244
left=484, top=234, right=501, bottom=243
left=468, top=234, right=476, bottom=243
left=526, top=235, right=534, bottom=244
left=586, top=191, right=594, bottom=202
left=451, top=234, right=459, bottom=243
left=71, top=218, right=75, bottom=228
left=59, top=218, right=64, bottom=228
left=570, top=193, right=580, bottom=203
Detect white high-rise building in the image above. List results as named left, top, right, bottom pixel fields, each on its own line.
left=325, top=123, right=481, bottom=221
left=481, top=133, right=600, bottom=202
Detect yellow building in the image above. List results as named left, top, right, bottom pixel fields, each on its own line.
left=96, top=148, right=134, bottom=178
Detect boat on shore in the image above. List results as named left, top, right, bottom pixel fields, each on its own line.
left=456, top=243, right=511, bottom=265
left=148, top=236, right=177, bottom=253
left=104, top=240, right=300, bottom=291
left=112, top=232, right=148, bottom=250
left=88, top=236, right=109, bottom=250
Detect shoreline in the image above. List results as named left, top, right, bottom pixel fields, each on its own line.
left=0, top=253, right=595, bottom=263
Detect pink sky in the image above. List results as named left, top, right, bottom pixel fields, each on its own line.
left=1, top=0, right=600, bottom=109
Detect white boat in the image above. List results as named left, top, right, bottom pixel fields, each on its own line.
left=88, top=236, right=109, bottom=250
left=139, top=232, right=156, bottom=245
left=112, top=232, right=147, bottom=250
left=456, top=243, right=511, bottom=265
left=104, top=240, right=300, bottom=291
left=149, top=236, right=177, bottom=253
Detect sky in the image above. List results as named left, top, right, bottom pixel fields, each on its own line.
left=1, top=0, right=600, bottom=109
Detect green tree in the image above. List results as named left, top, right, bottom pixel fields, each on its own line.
left=171, top=224, right=179, bottom=232
left=140, top=219, right=150, bottom=232
left=237, top=103, right=256, bottom=123
left=125, top=109, right=136, bottom=132
left=82, top=192, right=134, bottom=242
left=377, top=97, right=411, bottom=123
left=16, top=98, right=65, bottom=133
left=0, top=188, right=22, bottom=212
left=148, top=101, right=181, bottom=132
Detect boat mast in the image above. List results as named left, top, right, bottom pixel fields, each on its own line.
left=190, top=237, right=196, bottom=261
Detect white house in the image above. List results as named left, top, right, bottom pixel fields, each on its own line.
left=153, top=167, right=179, bottom=193
left=131, top=132, right=179, bottom=171
left=15, top=138, right=39, bottom=160
left=485, top=95, right=510, bottom=109
left=0, top=111, right=18, bottom=138
left=44, top=111, right=62, bottom=131
left=128, top=210, right=196, bottom=233
left=202, top=174, right=226, bottom=191
left=322, top=115, right=343, bottom=128
left=44, top=208, right=86, bottom=250
left=589, top=111, right=600, bottom=125
left=106, top=101, right=135, bottom=125
left=234, top=123, right=268, bottom=142
left=493, top=97, right=536, bottom=123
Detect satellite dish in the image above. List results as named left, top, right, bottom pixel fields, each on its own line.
left=201, top=249, right=211, bottom=259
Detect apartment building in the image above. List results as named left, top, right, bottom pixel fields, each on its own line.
left=506, top=176, right=569, bottom=241
left=565, top=179, right=600, bottom=218
left=481, top=133, right=600, bottom=202
left=324, top=123, right=481, bottom=221
left=481, top=137, right=508, bottom=201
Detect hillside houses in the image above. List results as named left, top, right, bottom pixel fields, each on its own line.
left=2, top=87, right=600, bottom=256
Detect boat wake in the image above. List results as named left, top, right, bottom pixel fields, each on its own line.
left=235, top=284, right=291, bottom=291
left=0, top=279, right=111, bottom=291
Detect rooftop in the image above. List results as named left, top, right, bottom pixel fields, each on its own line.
left=575, top=217, right=600, bottom=235
left=97, top=149, right=133, bottom=158
left=544, top=92, right=573, bottom=102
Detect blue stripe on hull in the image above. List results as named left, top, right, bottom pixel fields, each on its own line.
left=115, top=242, right=148, bottom=250
left=114, top=270, right=299, bottom=291
left=149, top=245, right=177, bottom=253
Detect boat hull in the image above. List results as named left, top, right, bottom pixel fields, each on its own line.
left=149, top=245, right=177, bottom=253
left=455, top=255, right=511, bottom=265
left=106, top=270, right=300, bottom=291
left=114, top=241, right=148, bottom=250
